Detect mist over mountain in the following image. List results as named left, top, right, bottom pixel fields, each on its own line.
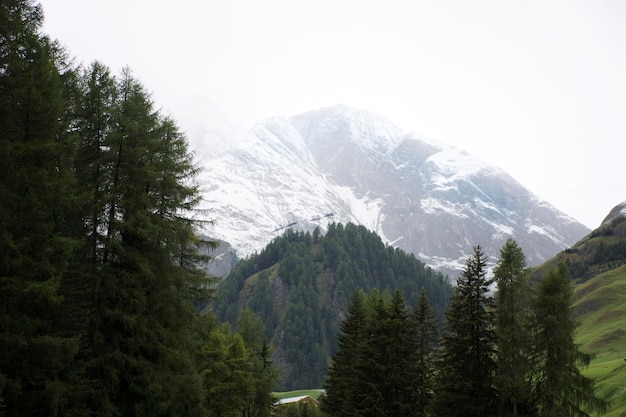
left=195, top=105, right=589, bottom=277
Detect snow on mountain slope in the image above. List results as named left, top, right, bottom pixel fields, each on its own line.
left=196, top=105, right=589, bottom=277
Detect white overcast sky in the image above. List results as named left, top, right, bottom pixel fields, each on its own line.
left=41, top=0, right=625, bottom=229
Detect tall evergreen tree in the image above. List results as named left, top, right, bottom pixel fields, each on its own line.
left=321, top=291, right=368, bottom=417
left=533, top=264, right=608, bottom=417
left=433, top=246, right=497, bottom=417
left=360, top=289, right=418, bottom=417
left=82, top=68, right=212, bottom=417
left=493, top=238, right=535, bottom=416
left=0, top=1, right=79, bottom=415
left=323, top=289, right=420, bottom=417
left=413, top=288, right=439, bottom=417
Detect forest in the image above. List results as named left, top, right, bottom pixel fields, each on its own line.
left=0, top=2, right=609, bottom=417
left=213, top=224, right=454, bottom=390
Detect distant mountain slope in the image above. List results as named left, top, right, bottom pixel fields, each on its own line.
left=197, top=105, right=589, bottom=277
left=534, top=201, right=626, bottom=417
left=212, top=223, right=454, bottom=390
left=533, top=200, right=626, bottom=282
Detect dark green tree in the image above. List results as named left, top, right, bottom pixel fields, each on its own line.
left=360, top=289, right=418, bottom=417
left=433, top=246, right=497, bottom=417
left=413, top=288, right=439, bottom=417
left=323, top=289, right=420, bottom=417
left=237, top=308, right=279, bottom=417
left=493, top=238, right=535, bottom=416
left=321, top=290, right=368, bottom=417
left=201, top=320, right=253, bottom=417
left=0, top=1, right=80, bottom=415
left=82, top=68, right=211, bottom=417
left=533, top=264, right=609, bottom=417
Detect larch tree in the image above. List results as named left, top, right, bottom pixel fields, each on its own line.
left=236, top=308, right=279, bottom=417
left=433, top=246, right=497, bottom=417
left=82, top=68, right=212, bottom=417
left=533, top=264, right=609, bottom=417
left=0, top=1, right=79, bottom=415
left=493, top=238, right=535, bottom=416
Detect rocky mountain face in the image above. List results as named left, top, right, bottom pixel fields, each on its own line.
left=195, top=105, right=589, bottom=278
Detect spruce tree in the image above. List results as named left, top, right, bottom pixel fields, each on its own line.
left=323, top=289, right=420, bottom=417
left=493, top=238, right=535, bottom=416
left=360, top=289, right=418, bottom=417
left=413, top=288, right=439, bottom=417
left=321, top=290, right=368, bottom=417
left=433, top=246, right=497, bottom=417
left=533, top=264, right=609, bottom=417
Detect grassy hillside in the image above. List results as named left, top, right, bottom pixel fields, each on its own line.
left=574, top=264, right=626, bottom=417
left=531, top=212, right=626, bottom=416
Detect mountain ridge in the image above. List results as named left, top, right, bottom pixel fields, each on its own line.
left=197, top=104, right=589, bottom=277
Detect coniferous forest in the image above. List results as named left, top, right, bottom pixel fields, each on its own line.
left=0, top=2, right=610, bottom=417
left=213, top=224, right=454, bottom=390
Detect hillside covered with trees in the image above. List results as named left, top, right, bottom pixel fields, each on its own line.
left=213, top=223, right=454, bottom=389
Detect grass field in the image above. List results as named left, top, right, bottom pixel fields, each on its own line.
left=574, top=265, right=626, bottom=417
left=273, top=389, right=325, bottom=401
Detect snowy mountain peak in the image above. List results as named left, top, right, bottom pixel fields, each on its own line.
left=292, top=104, right=404, bottom=158
left=197, top=105, right=589, bottom=277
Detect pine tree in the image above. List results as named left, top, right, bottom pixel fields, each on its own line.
left=0, top=1, right=80, bottom=415
left=433, top=246, right=497, bottom=417
left=533, top=264, right=609, bottom=417
left=493, top=238, right=535, bottom=416
left=413, top=288, right=439, bottom=417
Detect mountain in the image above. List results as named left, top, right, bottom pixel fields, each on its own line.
left=196, top=105, right=589, bottom=277
left=213, top=223, right=454, bottom=390
left=533, top=201, right=626, bottom=417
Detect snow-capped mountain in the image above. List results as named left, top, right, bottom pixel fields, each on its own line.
left=194, top=105, right=589, bottom=278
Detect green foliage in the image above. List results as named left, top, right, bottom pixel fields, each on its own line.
left=72, top=66, right=213, bottom=417
left=322, top=289, right=425, bottom=417
left=214, top=223, right=453, bottom=389
left=413, top=288, right=439, bottom=417
left=0, top=1, right=81, bottom=414
left=198, top=309, right=279, bottom=417
left=433, top=246, right=497, bottom=417
left=533, top=264, right=609, bottom=417
left=494, top=239, right=535, bottom=416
